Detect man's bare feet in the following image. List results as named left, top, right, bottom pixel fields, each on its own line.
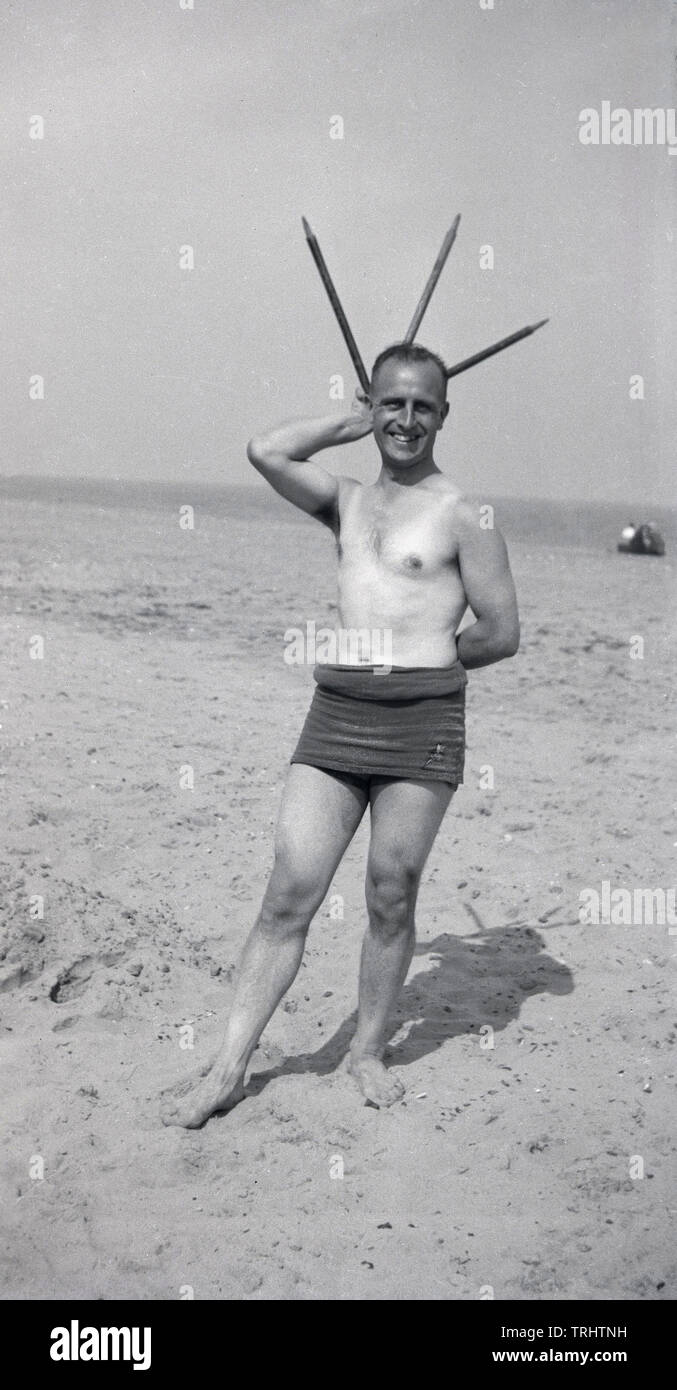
left=160, top=1068, right=246, bottom=1129
left=349, top=1053, right=405, bottom=1107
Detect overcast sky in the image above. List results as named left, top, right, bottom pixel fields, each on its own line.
left=2, top=0, right=675, bottom=503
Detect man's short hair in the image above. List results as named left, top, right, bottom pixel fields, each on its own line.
left=370, top=342, right=449, bottom=398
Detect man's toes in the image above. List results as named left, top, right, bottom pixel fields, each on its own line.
left=351, top=1057, right=405, bottom=1107
left=374, top=1076, right=404, bottom=1107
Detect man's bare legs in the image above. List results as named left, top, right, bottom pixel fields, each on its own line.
left=349, top=778, right=456, bottom=1107
left=162, top=765, right=367, bottom=1127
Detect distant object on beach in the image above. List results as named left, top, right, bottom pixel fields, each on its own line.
left=617, top=522, right=666, bottom=557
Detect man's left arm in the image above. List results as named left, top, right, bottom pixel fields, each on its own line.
left=455, top=503, right=520, bottom=669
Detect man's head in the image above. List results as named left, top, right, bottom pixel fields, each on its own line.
left=369, top=344, right=449, bottom=472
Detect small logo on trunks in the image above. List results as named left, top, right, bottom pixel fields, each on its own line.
left=424, top=743, right=446, bottom=766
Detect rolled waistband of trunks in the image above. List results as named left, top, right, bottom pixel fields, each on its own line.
left=292, top=660, right=467, bottom=785
left=312, top=660, right=468, bottom=702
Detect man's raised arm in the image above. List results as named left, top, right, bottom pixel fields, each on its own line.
left=246, top=392, right=372, bottom=529
left=455, top=502, right=520, bottom=669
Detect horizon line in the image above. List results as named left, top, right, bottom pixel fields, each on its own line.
left=0, top=472, right=674, bottom=514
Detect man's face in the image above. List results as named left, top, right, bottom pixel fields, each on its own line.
left=370, top=358, right=449, bottom=470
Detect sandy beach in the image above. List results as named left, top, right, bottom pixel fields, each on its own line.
left=1, top=483, right=675, bottom=1301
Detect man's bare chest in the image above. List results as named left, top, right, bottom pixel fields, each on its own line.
left=338, top=489, right=458, bottom=579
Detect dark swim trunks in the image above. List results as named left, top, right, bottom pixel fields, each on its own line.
left=290, top=661, right=467, bottom=790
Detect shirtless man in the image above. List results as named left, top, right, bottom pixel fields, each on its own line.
left=162, top=343, right=519, bottom=1127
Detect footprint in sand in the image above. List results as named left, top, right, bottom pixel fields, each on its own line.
left=49, top=951, right=126, bottom=1003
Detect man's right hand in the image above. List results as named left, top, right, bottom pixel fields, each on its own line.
left=343, top=388, right=374, bottom=440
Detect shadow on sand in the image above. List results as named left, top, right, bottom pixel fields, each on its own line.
left=247, top=914, right=574, bottom=1096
